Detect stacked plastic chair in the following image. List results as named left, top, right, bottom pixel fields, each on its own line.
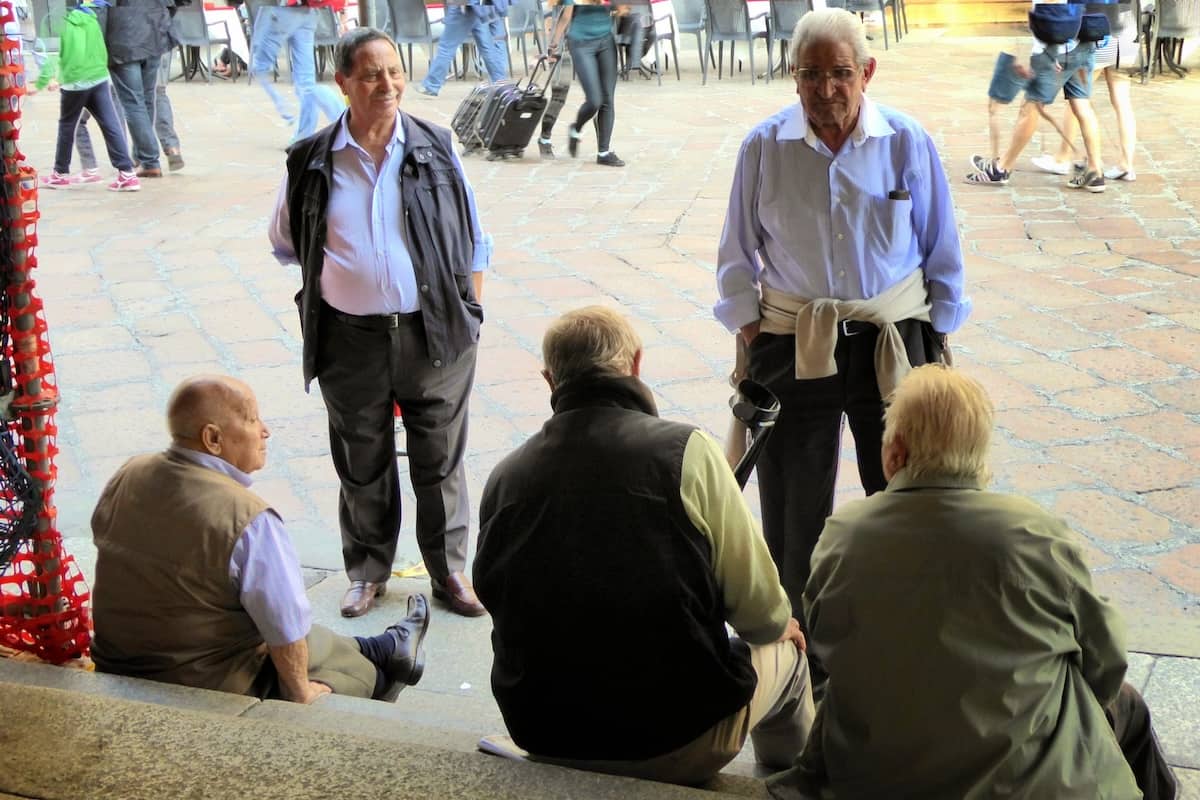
left=0, top=0, right=91, bottom=664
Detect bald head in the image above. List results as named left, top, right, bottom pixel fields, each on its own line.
left=168, top=376, right=270, bottom=474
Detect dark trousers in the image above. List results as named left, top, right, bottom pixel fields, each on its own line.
left=54, top=81, right=134, bottom=174
left=541, top=51, right=573, bottom=140
left=568, top=33, right=618, bottom=152
left=1108, top=683, right=1178, bottom=800
left=316, top=305, right=476, bottom=585
left=747, top=319, right=941, bottom=618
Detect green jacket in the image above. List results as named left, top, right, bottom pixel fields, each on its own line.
left=770, top=468, right=1140, bottom=800
left=35, top=8, right=109, bottom=91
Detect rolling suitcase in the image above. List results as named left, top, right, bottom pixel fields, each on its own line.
left=478, top=87, right=547, bottom=160
left=477, top=53, right=561, bottom=160
left=452, top=81, right=515, bottom=155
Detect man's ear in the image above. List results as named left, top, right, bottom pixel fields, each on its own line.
left=199, top=423, right=222, bottom=456
left=541, top=369, right=555, bottom=392
left=882, top=434, right=907, bottom=481
left=631, top=349, right=643, bottom=378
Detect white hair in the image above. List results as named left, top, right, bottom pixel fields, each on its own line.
left=788, top=8, right=872, bottom=68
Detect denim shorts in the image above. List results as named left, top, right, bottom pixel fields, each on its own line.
left=988, top=43, right=1096, bottom=105
left=987, top=51, right=1027, bottom=103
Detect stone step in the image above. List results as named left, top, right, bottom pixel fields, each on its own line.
left=0, top=659, right=767, bottom=799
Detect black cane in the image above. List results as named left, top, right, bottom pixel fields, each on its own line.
left=730, top=379, right=781, bottom=490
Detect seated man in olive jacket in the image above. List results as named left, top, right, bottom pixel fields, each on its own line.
left=91, top=375, right=429, bottom=704
left=768, top=365, right=1176, bottom=800
left=475, top=306, right=814, bottom=786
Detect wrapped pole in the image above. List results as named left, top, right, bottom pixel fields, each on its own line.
left=0, top=0, right=91, bottom=663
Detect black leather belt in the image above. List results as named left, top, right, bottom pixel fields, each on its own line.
left=840, top=320, right=877, bottom=336
left=323, top=301, right=421, bottom=331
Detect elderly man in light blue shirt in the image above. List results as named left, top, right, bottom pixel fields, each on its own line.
left=91, top=375, right=429, bottom=704
left=714, top=8, right=971, bottom=673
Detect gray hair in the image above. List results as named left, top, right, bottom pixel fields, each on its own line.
left=788, top=8, right=871, bottom=69
left=542, top=306, right=642, bottom=386
left=335, top=27, right=398, bottom=75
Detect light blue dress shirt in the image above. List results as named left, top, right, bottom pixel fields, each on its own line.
left=715, top=96, right=971, bottom=335
left=269, top=111, right=491, bottom=315
left=169, top=446, right=312, bottom=648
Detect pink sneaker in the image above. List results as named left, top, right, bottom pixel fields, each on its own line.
left=40, top=171, right=72, bottom=189
left=108, top=171, right=141, bottom=192
left=72, top=168, right=103, bottom=184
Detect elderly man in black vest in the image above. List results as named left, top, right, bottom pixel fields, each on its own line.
left=91, top=375, right=429, bottom=703
left=474, top=307, right=814, bottom=787
left=269, top=28, right=490, bottom=619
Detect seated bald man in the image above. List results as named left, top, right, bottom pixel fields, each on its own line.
left=91, top=375, right=429, bottom=703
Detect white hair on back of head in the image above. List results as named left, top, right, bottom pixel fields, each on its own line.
left=788, top=8, right=871, bottom=68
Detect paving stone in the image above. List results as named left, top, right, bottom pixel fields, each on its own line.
left=1095, top=570, right=1200, bottom=657
left=1053, top=491, right=1172, bottom=546
left=1122, top=326, right=1200, bottom=370
left=1125, top=652, right=1156, bottom=694
left=996, top=407, right=1108, bottom=445
left=1142, top=487, right=1200, bottom=531
left=1054, top=385, right=1158, bottom=419
left=1049, top=440, right=1200, bottom=494
left=1069, top=347, right=1182, bottom=383
left=1143, top=658, right=1200, bottom=769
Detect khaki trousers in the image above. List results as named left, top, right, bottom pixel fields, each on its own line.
left=255, top=624, right=377, bottom=700
left=537, top=640, right=814, bottom=786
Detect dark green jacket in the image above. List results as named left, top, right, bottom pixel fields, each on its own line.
left=774, top=469, right=1139, bottom=800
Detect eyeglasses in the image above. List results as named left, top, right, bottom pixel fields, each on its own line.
left=793, top=67, right=860, bottom=85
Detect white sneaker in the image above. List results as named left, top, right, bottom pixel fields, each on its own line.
left=1103, top=166, right=1137, bottom=182
left=1032, top=154, right=1072, bottom=175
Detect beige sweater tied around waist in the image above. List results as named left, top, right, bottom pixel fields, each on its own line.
left=759, top=268, right=932, bottom=402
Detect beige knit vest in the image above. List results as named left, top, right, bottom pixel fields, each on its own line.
left=90, top=450, right=272, bottom=696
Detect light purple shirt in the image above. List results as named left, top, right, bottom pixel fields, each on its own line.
left=268, top=111, right=491, bottom=316
left=715, top=97, right=972, bottom=335
left=170, top=446, right=312, bottom=647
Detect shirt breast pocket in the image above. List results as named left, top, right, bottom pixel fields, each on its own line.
left=865, top=194, right=914, bottom=264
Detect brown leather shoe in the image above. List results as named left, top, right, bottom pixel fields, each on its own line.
left=431, top=572, right=487, bottom=617
left=136, top=167, right=163, bottom=178
left=340, top=580, right=386, bottom=618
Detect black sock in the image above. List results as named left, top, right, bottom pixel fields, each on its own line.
left=369, top=664, right=387, bottom=699
left=354, top=633, right=397, bottom=670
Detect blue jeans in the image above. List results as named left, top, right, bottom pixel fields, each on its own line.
left=569, top=33, right=618, bottom=152
left=251, top=7, right=344, bottom=140
left=77, top=66, right=178, bottom=169
left=109, top=56, right=162, bottom=171
left=421, top=5, right=509, bottom=94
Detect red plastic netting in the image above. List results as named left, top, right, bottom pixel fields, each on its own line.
left=0, top=6, right=91, bottom=663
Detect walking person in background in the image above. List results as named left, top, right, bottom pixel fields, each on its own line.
left=535, top=1, right=573, bottom=159
left=1032, top=3, right=1138, bottom=182
left=415, top=0, right=510, bottom=97
left=251, top=0, right=346, bottom=145
left=101, top=0, right=172, bottom=179
left=37, top=1, right=140, bottom=192
left=547, top=0, right=624, bottom=166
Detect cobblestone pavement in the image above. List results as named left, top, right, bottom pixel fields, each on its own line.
left=13, top=26, right=1200, bottom=784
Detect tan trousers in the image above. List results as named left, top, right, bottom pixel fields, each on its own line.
left=537, top=640, right=815, bottom=786
left=253, top=623, right=377, bottom=699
